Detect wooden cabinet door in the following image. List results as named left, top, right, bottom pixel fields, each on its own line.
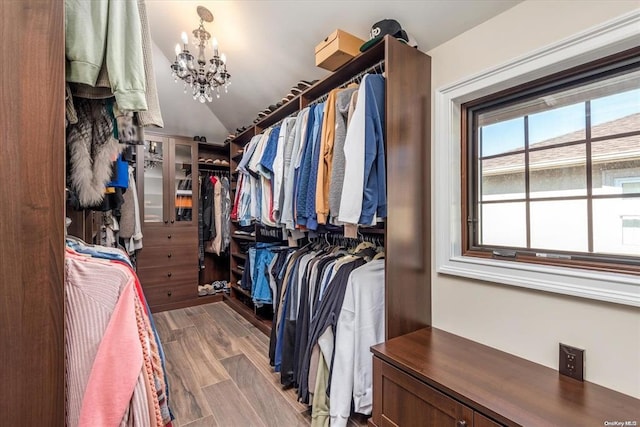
left=138, top=135, right=171, bottom=227
left=169, top=137, right=198, bottom=226
left=373, top=357, right=473, bottom=427
left=474, top=413, right=503, bottom=427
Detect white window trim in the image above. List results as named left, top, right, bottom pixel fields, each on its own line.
left=434, top=10, right=640, bottom=307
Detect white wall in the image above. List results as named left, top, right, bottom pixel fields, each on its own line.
left=428, top=0, right=640, bottom=398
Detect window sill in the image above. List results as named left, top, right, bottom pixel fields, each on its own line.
left=438, top=255, right=640, bottom=307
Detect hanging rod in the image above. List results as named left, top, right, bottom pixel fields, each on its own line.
left=270, top=109, right=299, bottom=129
left=308, top=59, right=386, bottom=106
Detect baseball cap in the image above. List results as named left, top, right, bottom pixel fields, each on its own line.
left=360, top=19, right=417, bottom=52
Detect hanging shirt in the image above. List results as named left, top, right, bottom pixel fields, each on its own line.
left=316, top=89, right=340, bottom=224
left=330, top=260, right=385, bottom=427
left=282, top=107, right=310, bottom=231
left=329, top=87, right=358, bottom=225
left=360, top=74, right=387, bottom=224
left=338, top=78, right=369, bottom=237
left=295, top=104, right=318, bottom=227
left=273, top=118, right=296, bottom=223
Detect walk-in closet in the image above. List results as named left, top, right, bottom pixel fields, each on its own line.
left=2, top=1, right=639, bottom=426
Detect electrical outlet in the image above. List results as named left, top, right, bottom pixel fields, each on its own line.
left=559, top=343, right=584, bottom=381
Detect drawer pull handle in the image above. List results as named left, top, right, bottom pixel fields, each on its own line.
left=456, top=421, right=467, bottom=427
left=168, top=234, right=172, bottom=239
left=171, top=219, right=175, bottom=224
left=168, top=253, right=172, bottom=258
left=164, top=220, right=169, bottom=224
left=167, top=272, right=172, bottom=277
left=167, top=290, right=172, bottom=296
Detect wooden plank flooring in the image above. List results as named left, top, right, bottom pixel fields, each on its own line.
left=154, top=302, right=368, bottom=427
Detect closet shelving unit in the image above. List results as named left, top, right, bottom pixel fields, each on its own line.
left=134, top=133, right=233, bottom=312
left=226, top=35, right=432, bottom=340
left=227, top=128, right=274, bottom=334
left=197, top=141, right=232, bottom=290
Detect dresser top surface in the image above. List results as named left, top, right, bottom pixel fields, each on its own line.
left=371, top=327, right=639, bottom=426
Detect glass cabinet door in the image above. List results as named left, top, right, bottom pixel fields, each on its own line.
left=142, top=138, right=165, bottom=223
left=173, top=141, right=195, bottom=223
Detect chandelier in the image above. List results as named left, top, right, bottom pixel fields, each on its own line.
left=171, top=6, right=230, bottom=103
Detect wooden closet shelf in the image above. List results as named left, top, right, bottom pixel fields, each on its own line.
left=231, top=283, right=251, bottom=298
left=232, top=234, right=255, bottom=241
left=232, top=253, right=247, bottom=261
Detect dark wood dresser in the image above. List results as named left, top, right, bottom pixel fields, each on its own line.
left=370, top=327, right=639, bottom=426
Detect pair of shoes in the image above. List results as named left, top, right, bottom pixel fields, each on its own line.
left=290, top=79, right=317, bottom=95
left=211, top=280, right=228, bottom=294
left=198, top=285, right=208, bottom=296
left=193, top=136, right=208, bottom=143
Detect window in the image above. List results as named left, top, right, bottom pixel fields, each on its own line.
left=462, top=49, right=640, bottom=273
left=435, top=12, right=640, bottom=306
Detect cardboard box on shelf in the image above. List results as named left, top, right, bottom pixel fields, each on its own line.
left=315, top=29, right=365, bottom=71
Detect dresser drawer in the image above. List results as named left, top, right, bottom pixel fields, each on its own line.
left=141, top=282, right=197, bottom=308
left=137, top=263, right=198, bottom=288
left=137, top=244, right=198, bottom=269
left=142, top=226, right=196, bottom=247
left=372, top=357, right=473, bottom=427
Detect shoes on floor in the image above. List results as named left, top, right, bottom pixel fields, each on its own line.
left=211, top=280, right=229, bottom=294
left=198, top=285, right=208, bottom=296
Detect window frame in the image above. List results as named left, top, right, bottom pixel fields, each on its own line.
left=434, top=10, right=640, bottom=307
left=461, top=48, right=640, bottom=275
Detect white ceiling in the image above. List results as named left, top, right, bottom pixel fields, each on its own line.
left=146, top=0, right=521, bottom=142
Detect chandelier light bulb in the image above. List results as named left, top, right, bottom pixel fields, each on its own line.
left=220, top=53, right=226, bottom=64
left=181, top=31, right=188, bottom=45
left=174, top=44, right=181, bottom=57
left=212, top=38, right=219, bottom=56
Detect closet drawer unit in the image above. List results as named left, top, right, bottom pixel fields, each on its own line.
left=140, top=282, right=196, bottom=307
left=141, top=226, right=197, bottom=247
left=136, top=262, right=198, bottom=288
left=137, top=244, right=199, bottom=269
left=372, top=357, right=473, bottom=427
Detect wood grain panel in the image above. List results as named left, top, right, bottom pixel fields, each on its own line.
left=163, top=340, right=213, bottom=425
left=371, top=327, right=640, bottom=426
left=139, top=225, right=197, bottom=247
left=137, top=263, right=198, bottom=288
left=141, top=282, right=198, bottom=307
left=153, top=311, right=188, bottom=343
left=384, top=37, right=432, bottom=339
left=181, top=415, right=219, bottom=427
left=189, top=311, right=243, bottom=360
left=173, top=326, right=230, bottom=388
left=376, top=358, right=472, bottom=427
left=0, top=0, right=64, bottom=423
left=234, top=336, right=309, bottom=413
left=136, top=244, right=198, bottom=269
left=203, top=380, right=267, bottom=427
left=220, top=354, right=308, bottom=427
left=474, top=412, right=504, bottom=427
left=202, top=300, right=252, bottom=338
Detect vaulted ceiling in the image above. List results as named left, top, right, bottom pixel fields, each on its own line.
left=146, top=0, right=521, bottom=143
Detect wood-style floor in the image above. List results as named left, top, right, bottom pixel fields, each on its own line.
left=153, top=302, right=368, bottom=427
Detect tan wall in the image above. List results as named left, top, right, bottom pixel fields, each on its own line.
left=428, top=0, right=640, bottom=398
